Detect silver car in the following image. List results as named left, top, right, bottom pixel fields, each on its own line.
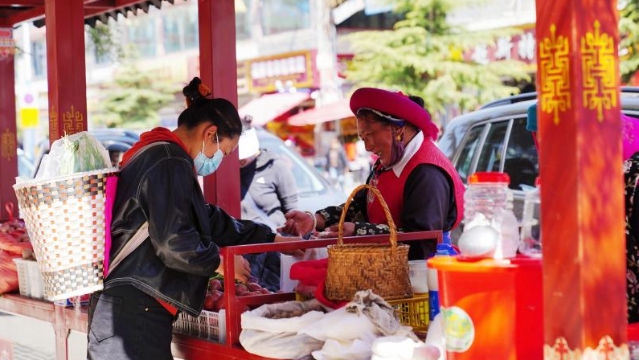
left=438, top=87, right=639, bottom=226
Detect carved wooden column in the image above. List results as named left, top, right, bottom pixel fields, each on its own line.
left=535, top=0, right=628, bottom=357
left=44, top=0, right=88, bottom=143
left=198, top=0, right=240, bottom=215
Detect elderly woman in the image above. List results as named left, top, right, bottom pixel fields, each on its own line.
left=282, top=87, right=465, bottom=259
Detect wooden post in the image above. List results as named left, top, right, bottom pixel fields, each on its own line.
left=535, top=0, right=628, bottom=356
left=197, top=0, right=240, bottom=215
left=0, top=27, right=18, bottom=219
left=44, top=0, right=88, bottom=143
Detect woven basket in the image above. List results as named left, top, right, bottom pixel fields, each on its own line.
left=324, top=184, right=412, bottom=301
left=13, top=168, right=118, bottom=301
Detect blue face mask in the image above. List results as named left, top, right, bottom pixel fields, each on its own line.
left=194, top=133, right=224, bottom=176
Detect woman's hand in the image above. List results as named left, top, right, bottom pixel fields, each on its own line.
left=317, top=222, right=355, bottom=238
left=216, top=255, right=251, bottom=283
left=279, top=210, right=315, bottom=236
left=274, top=234, right=305, bottom=257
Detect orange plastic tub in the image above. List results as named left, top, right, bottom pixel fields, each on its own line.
left=428, top=256, right=542, bottom=360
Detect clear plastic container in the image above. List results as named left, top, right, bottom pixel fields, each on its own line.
left=519, top=179, right=541, bottom=257
left=463, top=172, right=519, bottom=259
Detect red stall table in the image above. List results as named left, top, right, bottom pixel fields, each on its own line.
left=0, top=230, right=442, bottom=360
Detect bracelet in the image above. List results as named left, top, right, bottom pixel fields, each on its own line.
left=303, top=211, right=317, bottom=239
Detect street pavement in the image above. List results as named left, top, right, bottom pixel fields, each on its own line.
left=0, top=312, right=85, bottom=360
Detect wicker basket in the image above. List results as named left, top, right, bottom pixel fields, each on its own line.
left=324, top=184, right=412, bottom=301
left=13, top=168, right=118, bottom=301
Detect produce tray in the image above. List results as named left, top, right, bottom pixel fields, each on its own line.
left=173, top=309, right=226, bottom=343
left=388, top=294, right=429, bottom=332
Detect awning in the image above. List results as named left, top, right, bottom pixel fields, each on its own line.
left=287, top=98, right=354, bottom=126
left=239, top=92, right=311, bottom=127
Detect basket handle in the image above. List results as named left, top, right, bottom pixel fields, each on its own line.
left=337, top=184, right=397, bottom=247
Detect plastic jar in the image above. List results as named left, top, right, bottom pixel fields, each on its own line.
left=519, top=178, right=541, bottom=257
left=463, top=172, right=519, bottom=259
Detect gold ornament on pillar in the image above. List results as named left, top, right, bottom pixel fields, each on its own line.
left=539, top=24, right=571, bottom=125
left=581, top=21, right=618, bottom=122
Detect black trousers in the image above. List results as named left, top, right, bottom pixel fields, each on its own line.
left=87, top=285, right=174, bottom=360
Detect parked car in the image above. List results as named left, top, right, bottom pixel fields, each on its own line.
left=438, top=87, right=639, bottom=226
left=26, top=128, right=344, bottom=213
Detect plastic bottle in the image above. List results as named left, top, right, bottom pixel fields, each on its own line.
left=463, top=172, right=519, bottom=259
left=519, top=177, right=542, bottom=257
left=427, top=235, right=457, bottom=321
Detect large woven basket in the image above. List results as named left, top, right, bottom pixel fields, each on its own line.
left=324, top=184, right=412, bottom=301
left=13, top=168, right=118, bottom=301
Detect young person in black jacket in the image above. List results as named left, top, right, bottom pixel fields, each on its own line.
left=87, top=77, right=299, bottom=360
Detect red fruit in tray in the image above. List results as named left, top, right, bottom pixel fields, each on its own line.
left=214, top=295, right=226, bottom=311
left=203, top=293, right=216, bottom=310
left=235, top=283, right=248, bottom=296
left=208, top=278, right=223, bottom=292
left=247, top=282, right=263, bottom=292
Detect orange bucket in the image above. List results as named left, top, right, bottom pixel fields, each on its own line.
left=428, top=256, right=542, bottom=360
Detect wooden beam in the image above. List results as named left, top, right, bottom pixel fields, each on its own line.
left=45, top=0, right=88, bottom=142
left=84, top=0, right=115, bottom=9
left=0, top=0, right=43, bottom=5
left=198, top=0, right=240, bottom=214
left=4, top=5, right=43, bottom=25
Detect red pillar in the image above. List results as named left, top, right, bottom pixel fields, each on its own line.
left=0, top=27, right=17, bottom=219
left=535, top=0, right=628, bottom=356
left=198, top=0, right=240, bottom=216
left=44, top=0, right=88, bottom=143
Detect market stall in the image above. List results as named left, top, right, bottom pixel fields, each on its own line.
left=0, top=0, right=633, bottom=358
left=0, top=231, right=442, bottom=360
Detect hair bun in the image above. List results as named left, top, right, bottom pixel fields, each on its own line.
left=183, top=77, right=211, bottom=107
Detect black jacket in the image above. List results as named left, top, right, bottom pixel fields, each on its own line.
left=106, top=141, right=275, bottom=316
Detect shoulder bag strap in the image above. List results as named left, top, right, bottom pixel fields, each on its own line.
left=108, top=222, right=149, bottom=274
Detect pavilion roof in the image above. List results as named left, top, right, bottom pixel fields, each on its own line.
left=0, top=0, right=174, bottom=28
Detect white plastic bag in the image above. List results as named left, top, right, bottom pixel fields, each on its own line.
left=239, top=299, right=326, bottom=359
left=36, top=132, right=111, bottom=179
left=299, top=304, right=379, bottom=343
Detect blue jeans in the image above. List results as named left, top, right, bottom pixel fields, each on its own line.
left=87, top=285, right=174, bottom=360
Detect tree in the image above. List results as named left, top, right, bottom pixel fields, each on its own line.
left=344, top=0, right=530, bottom=121
left=90, top=62, right=177, bottom=130
left=620, top=0, right=639, bottom=84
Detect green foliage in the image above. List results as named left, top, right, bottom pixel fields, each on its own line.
left=344, top=0, right=530, bottom=119
left=620, top=0, right=639, bottom=83
left=90, top=63, right=176, bottom=129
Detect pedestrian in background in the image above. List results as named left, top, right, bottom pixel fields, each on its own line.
left=325, top=137, right=349, bottom=190
left=239, top=116, right=299, bottom=291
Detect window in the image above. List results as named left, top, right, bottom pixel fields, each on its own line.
left=162, top=6, right=198, bottom=53
left=475, top=120, right=509, bottom=173
left=262, top=0, right=310, bottom=35
left=31, top=40, right=46, bottom=78
left=455, top=124, right=485, bottom=182
left=127, top=17, right=156, bottom=57
left=503, top=117, right=538, bottom=190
